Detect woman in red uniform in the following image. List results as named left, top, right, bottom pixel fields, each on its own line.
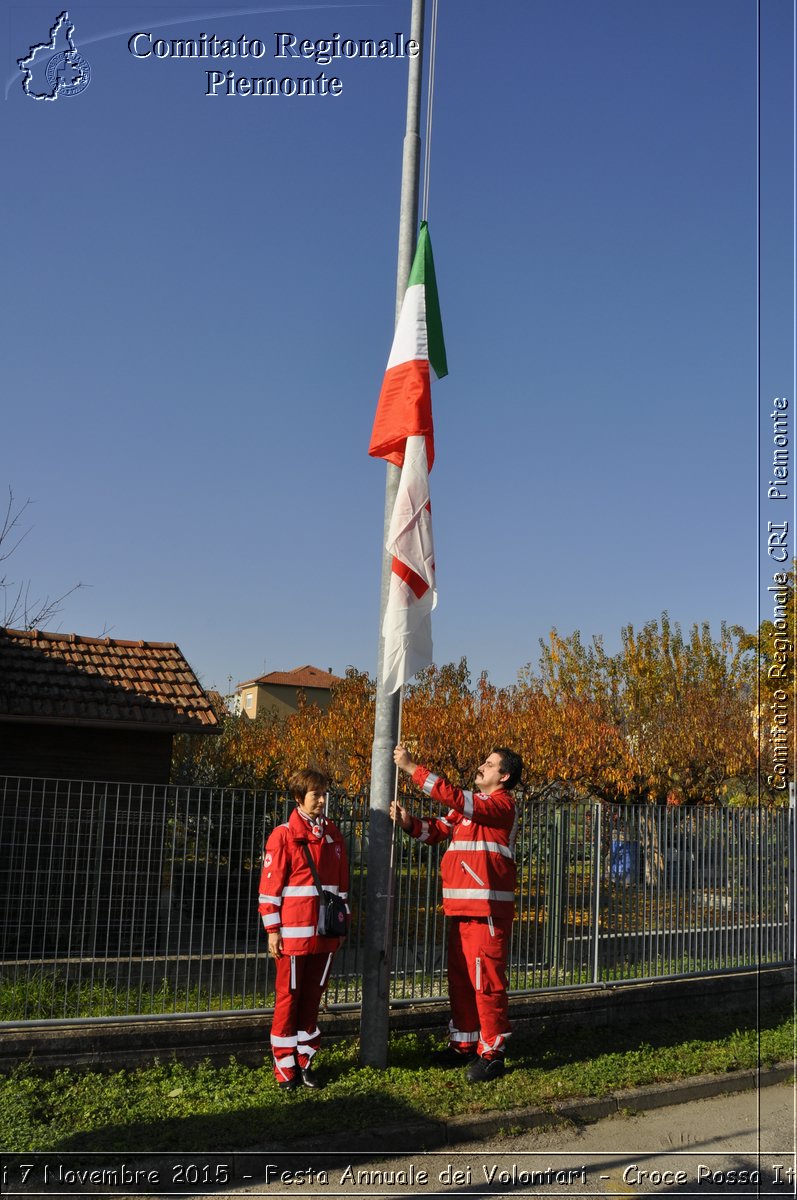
left=258, top=768, right=349, bottom=1090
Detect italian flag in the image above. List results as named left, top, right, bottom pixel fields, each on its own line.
left=370, top=223, right=447, bottom=693
left=369, top=221, right=448, bottom=471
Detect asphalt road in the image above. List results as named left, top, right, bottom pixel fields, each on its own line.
left=3, top=1081, right=794, bottom=1199
left=203, top=1082, right=796, bottom=1198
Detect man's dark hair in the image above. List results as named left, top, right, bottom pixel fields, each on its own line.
left=492, top=747, right=523, bottom=791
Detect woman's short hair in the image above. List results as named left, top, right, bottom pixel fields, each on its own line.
left=288, top=767, right=330, bottom=800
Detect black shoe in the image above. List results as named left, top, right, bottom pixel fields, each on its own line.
left=430, top=1045, right=477, bottom=1069
left=466, top=1054, right=506, bottom=1083
left=299, top=1065, right=324, bottom=1090
left=277, top=1075, right=298, bottom=1091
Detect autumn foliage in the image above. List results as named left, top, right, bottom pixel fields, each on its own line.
left=529, top=616, right=758, bottom=804
left=173, top=608, right=772, bottom=804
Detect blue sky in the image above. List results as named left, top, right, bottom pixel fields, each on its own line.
left=2, top=0, right=794, bottom=694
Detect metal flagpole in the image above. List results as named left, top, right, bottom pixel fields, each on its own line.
left=359, top=0, right=426, bottom=1069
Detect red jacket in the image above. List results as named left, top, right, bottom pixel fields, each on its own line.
left=258, top=807, right=349, bottom=955
left=406, top=767, right=518, bottom=919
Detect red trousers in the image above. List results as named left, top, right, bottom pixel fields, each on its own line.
left=446, top=915, right=512, bottom=1058
left=270, top=952, right=334, bottom=1082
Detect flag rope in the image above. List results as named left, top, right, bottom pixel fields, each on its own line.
left=420, top=0, right=440, bottom=223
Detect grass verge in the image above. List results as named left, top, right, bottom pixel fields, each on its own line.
left=1, top=1005, right=792, bottom=1153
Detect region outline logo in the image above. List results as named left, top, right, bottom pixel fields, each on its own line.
left=18, top=11, right=91, bottom=100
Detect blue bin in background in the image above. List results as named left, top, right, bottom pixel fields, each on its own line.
left=610, top=839, right=641, bottom=881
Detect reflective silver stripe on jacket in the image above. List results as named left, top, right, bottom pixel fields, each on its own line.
left=422, top=773, right=439, bottom=795
left=261, top=912, right=281, bottom=928
left=442, top=888, right=515, bottom=901
left=281, top=883, right=343, bottom=897
left=419, top=817, right=452, bottom=842
left=449, top=840, right=514, bottom=858
left=462, top=790, right=474, bottom=818
left=280, top=925, right=317, bottom=938
left=259, top=893, right=282, bottom=905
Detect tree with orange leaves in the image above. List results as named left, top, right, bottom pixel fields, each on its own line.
left=172, top=671, right=375, bottom=792
left=171, top=691, right=283, bottom=788
left=528, top=614, right=756, bottom=803
left=173, top=613, right=758, bottom=805
left=280, top=668, right=375, bottom=791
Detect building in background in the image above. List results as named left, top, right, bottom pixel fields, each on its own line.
left=0, top=627, right=218, bottom=785
left=236, top=665, right=342, bottom=720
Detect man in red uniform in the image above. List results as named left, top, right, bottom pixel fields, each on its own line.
left=258, top=768, right=349, bottom=1090
left=391, top=744, right=523, bottom=1082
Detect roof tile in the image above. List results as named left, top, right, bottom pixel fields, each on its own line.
left=0, top=628, right=218, bottom=733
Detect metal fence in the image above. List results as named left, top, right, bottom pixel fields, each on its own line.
left=1, top=776, right=793, bottom=1022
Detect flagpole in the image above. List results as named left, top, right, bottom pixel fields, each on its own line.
left=359, top=0, right=426, bottom=1069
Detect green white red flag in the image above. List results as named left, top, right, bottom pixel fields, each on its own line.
left=369, top=221, right=447, bottom=471
left=370, top=223, right=447, bottom=693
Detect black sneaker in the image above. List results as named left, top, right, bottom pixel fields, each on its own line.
left=299, top=1065, right=324, bottom=1090
left=466, top=1054, right=506, bottom=1083
left=430, top=1045, right=477, bottom=1069
left=277, top=1075, right=298, bottom=1091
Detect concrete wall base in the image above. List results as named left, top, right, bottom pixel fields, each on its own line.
left=1, top=965, right=792, bottom=1072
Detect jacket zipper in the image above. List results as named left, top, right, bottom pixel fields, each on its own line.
left=461, top=860, right=485, bottom=886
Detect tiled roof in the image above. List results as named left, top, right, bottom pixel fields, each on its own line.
left=238, top=665, right=343, bottom=690
left=0, top=628, right=218, bottom=733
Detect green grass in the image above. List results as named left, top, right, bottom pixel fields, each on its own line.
left=5, top=959, right=776, bottom=1020
left=0, top=974, right=278, bottom=1021
left=1, top=1006, right=792, bottom=1153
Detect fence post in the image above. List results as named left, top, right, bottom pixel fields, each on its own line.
left=88, top=782, right=107, bottom=964
left=158, top=791, right=176, bottom=960
left=591, top=802, right=603, bottom=985
left=541, top=810, right=554, bottom=970
left=546, top=808, right=569, bottom=976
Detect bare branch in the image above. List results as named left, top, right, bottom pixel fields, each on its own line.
left=0, top=488, right=33, bottom=565
left=0, top=486, right=84, bottom=631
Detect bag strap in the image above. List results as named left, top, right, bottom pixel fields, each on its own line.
left=301, top=842, right=324, bottom=897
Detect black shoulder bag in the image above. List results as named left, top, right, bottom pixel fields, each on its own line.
left=301, top=843, right=349, bottom=939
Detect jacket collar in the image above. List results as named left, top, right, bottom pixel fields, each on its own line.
left=289, top=805, right=325, bottom=841
left=476, top=787, right=515, bottom=802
